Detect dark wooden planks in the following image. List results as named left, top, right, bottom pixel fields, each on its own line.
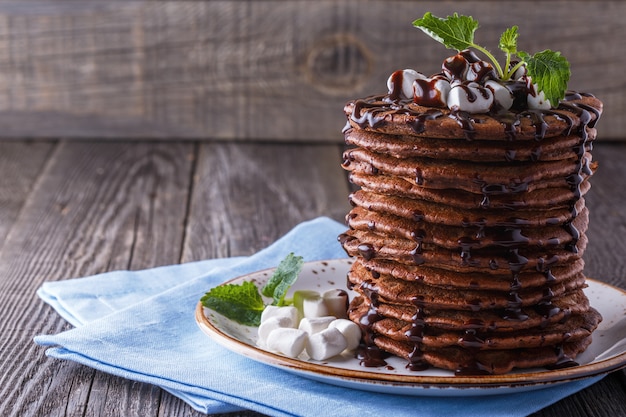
left=0, top=141, right=55, bottom=247
left=0, top=1, right=623, bottom=141
left=0, top=141, right=195, bottom=416
left=182, top=142, right=350, bottom=262
left=583, top=142, right=626, bottom=288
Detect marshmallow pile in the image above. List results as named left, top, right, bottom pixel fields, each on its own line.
left=257, top=289, right=361, bottom=361
left=387, top=49, right=551, bottom=113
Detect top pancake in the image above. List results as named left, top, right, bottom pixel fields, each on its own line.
left=344, top=93, right=603, bottom=141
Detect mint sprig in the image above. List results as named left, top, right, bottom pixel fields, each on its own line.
left=413, top=12, right=478, bottom=52
left=261, top=252, right=304, bottom=306
left=201, top=281, right=265, bottom=326
left=201, top=253, right=304, bottom=326
left=499, top=26, right=519, bottom=78
left=412, top=12, right=570, bottom=105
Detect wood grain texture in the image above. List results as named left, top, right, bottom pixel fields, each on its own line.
left=583, top=143, right=626, bottom=286
left=0, top=1, right=622, bottom=141
left=182, top=142, right=350, bottom=262
left=0, top=141, right=54, bottom=247
left=0, top=140, right=624, bottom=416
left=0, top=141, right=196, bottom=416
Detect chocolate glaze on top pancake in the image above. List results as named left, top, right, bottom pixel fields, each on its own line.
left=338, top=57, right=603, bottom=375
left=343, top=93, right=602, bottom=141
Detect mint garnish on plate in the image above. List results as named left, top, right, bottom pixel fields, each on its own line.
left=201, top=253, right=304, bottom=326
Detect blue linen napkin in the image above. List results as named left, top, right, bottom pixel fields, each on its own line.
left=35, top=217, right=602, bottom=417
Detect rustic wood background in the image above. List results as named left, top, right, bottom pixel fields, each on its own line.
left=0, top=1, right=623, bottom=141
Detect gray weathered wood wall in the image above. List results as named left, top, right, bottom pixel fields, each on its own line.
left=0, top=1, right=623, bottom=141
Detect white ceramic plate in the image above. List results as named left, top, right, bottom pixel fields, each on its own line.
left=195, top=259, right=626, bottom=396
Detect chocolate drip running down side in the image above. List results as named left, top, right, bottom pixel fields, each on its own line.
left=340, top=86, right=603, bottom=375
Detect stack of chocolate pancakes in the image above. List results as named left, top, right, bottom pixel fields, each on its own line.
left=339, top=68, right=603, bottom=375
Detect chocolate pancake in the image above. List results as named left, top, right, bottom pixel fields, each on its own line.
left=347, top=262, right=586, bottom=312
left=350, top=289, right=592, bottom=333
left=357, top=257, right=585, bottom=291
left=373, top=333, right=595, bottom=374
left=349, top=189, right=587, bottom=228
left=346, top=205, right=588, bottom=250
left=344, top=127, right=596, bottom=162
left=350, top=172, right=592, bottom=210
left=343, top=93, right=602, bottom=141
left=342, top=147, right=594, bottom=194
left=340, top=228, right=587, bottom=273
left=349, top=300, right=601, bottom=350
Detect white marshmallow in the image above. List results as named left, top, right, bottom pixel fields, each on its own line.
left=293, top=290, right=320, bottom=319
left=443, top=54, right=468, bottom=81
left=387, top=69, right=426, bottom=100
left=485, top=80, right=514, bottom=111
left=527, top=88, right=551, bottom=110
left=302, top=295, right=330, bottom=319
left=260, top=305, right=299, bottom=326
left=413, top=77, right=451, bottom=108
left=447, top=82, right=494, bottom=113
left=258, top=316, right=294, bottom=345
left=466, top=60, right=496, bottom=82
left=432, top=78, right=451, bottom=104
left=512, top=64, right=527, bottom=80
left=322, top=289, right=349, bottom=319
left=265, top=328, right=308, bottom=358
left=298, top=316, right=336, bottom=335
left=305, top=327, right=348, bottom=361
left=328, top=319, right=361, bottom=351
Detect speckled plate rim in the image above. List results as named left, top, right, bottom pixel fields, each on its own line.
left=195, top=259, right=626, bottom=395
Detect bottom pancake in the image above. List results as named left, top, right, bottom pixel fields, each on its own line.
left=372, top=333, right=594, bottom=375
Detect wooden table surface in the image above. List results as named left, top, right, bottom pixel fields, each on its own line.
left=0, top=139, right=624, bottom=417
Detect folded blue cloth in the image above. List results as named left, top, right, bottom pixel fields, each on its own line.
left=35, top=217, right=601, bottom=417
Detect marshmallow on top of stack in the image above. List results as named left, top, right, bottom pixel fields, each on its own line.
left=339, top=49, right=603, bottom=375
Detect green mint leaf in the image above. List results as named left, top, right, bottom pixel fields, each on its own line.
left=413, top=12, right=503, bottom=77
left=413, top=12, right=478, bottom=51
left=262, top=252, right=304, bottom=306
left=499, top=26, right=518, bottom=54
left=518, top=49, right=570, bottom=105
left=499, top=26, right=519, bottom=80
left=201, top=281, right=265, bottom=326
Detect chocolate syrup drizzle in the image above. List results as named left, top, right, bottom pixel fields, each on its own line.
left=344, top=82, right=600, bottom=374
